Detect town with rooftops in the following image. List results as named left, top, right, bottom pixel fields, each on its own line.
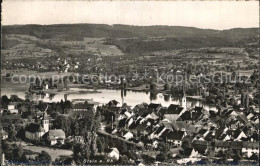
left=1, top=2, right=259, bottom=165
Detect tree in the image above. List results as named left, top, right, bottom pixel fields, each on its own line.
left=150, top=91, right=158, bottom=101
left=71, top=121, right=79, bottom=136
left=150, top=82, right=158, bottom=91
left=164, top=84, right=170, bottom=91
left=55, top=156, right=75, bottom=165
left=96, top=137, right=104, bottom=153
left=118, top=155, right=129, bottom=164
left=13, top=144, right=25, bottom=162
left=1, top=95, right=9, bottom=106
left=10, top=95, right=20, bottom=102
left=206, top=146, right=215, bottom=159
left=20, top=105, right=28, bottom=114
left=218, top=150, right=227, bottom=162
left=121, top=141, right=128, bottom=154
left=8, top=125, right=17, bottom=142
left=37, top=151, right=52, bottom=164
left=156, top=152, right=167, bottom=162
left=90, top=132, right=97, bottom=157
left=53, top=115, right=71, bottom=136
left=94, top=110, right=101, bottom=131
left=157, top=142, right=167, bottom=152
left=225, top=149, right=233, bottom=159
left=233, top=151, right=242, bottom=163
left=181, top=140, right=191, bottom=151
left=72, top=143, right=85, bottom=165
left=37, top=101, right=47, bottom=111
left=142, top=154, right=155, bottom=165
left=2, top=141, right=13, bottom=160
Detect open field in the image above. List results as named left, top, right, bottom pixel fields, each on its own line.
left=15, top=141, right=73, bottom=161
left=88, top=43, right=123, bottom=56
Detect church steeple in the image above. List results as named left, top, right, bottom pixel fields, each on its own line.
left=181, top=95, right=187, bottom=110
left=181, top=77, right=187, bottom=110
left=42, top=106, right=49, bottom=132
left=182, top=74, right=187, bottom=97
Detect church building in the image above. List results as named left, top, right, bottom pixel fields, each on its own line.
left=25, top=111, right=49, bottom=141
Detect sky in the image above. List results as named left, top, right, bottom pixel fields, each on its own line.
left=2, top=1, right=259, bottom=30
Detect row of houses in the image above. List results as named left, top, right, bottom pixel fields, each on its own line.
left=103, top=98, right=258, bottom=160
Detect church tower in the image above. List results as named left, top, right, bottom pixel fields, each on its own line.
left=181, top=95, right=187, bottom=110
left=181, top=79, right=187, bottom=110
left=42, top=111, right=49, bottom=133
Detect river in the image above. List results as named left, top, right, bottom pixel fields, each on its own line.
left=1, top=78, right=217, bottom=111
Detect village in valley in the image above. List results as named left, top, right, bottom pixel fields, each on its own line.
left=1, top=4, right=259, bottom=165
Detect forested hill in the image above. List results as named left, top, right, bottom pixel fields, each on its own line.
left=2, top=24, right=258, bottom=53
left=2, top=24, right=258, bottom=39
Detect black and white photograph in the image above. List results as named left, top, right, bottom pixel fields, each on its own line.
left=0, top=0, right=259, bottom=165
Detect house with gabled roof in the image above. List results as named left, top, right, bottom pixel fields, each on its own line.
left=141, top=112, right=156, bottom=121
left=0, top=129, right=8, bottom=140
left=214, top=141, right=258, bottom=156
left=118, top=109, right=132, bottom=121
left=43, top=129, right=66, bottom=145
left=164, top=104, right=185, bottom=122
left=164, top=130, right=187, bottom=146
left=129, top=118, right=142, bottom=130
left=7, top=102, right=19, bottom=114
left=107, top=100, right=120, bottom=107
left=118, top=118, right=128, bottom=129
left=236, top=113, right=249, bottom=124
left=107, top=147, right=120, bottom=160
left=246, top=112, right=256, bottom=120
left=148, top=103, right=162, bottom=113
left=197, top=128, right=209, bottom=138
left=225, top=128, right=247, bottom=141
left=241, top=142, right=259, bottom=157
left=204, top=131, right=215, bottom=141
left=226, top=119, right=241, bottom=129
left=126, top=117, right=134, bottom=128
left=219, top=134, right=231, bottom=141
left=233, top=129, right=247, bottom=141
left=157, top=107, right=168, bottom=118
left=178, top=108, right=204, bottom=122
left=134, top=122, right=149, bottom=135
left=170, top=147, right=183, bottom=158
left=221, top=109, right=239, bottom=117
left=149, top=126, right=166, bottom=139
left=71, top=103, right=95, bottom=116
left=192, top=140, right=208, bottom=155
left=248, top=132, right=259, bottom=142
left=122, top=131, right=134, bottom=140
left=162, top=122, right=174, bottom=131
left=180, top=148, right=199, bottom=158
left=214, top=127, right=228, bottom=140
left=214, top=141, right=233, bottom=152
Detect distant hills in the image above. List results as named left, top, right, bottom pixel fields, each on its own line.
left=2, top=24, right=258, bottom=53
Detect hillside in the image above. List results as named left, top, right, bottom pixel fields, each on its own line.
left=2, top=24, right=258, bottom=53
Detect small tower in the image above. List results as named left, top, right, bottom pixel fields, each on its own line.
left=181, top=80, right=187, bottom=110
left=42, top=109, right=49, bottom=133
left=181, top=95, right=187, bottom=110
